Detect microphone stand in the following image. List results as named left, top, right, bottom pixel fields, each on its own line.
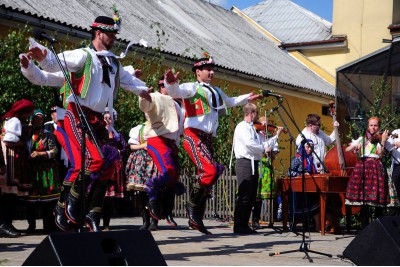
left=264, top=102, right=291, bottom=235
left=269, top=99, right=332, bottom=263
left=259, top=113, right=282, bottom=235
left=46, top=40, right=103, bottom=233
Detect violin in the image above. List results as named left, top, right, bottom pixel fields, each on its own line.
left=254, top=121, right=288, bottom=134
left=369, top=131, right=398, bottom=144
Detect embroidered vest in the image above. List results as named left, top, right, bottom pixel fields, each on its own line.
left=183, top=84, right=212, bottom=118
left=138, top=123, right=146, bottom=145
left=59, top=49, right=120, bottom=108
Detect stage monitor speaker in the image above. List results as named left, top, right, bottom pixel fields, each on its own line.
left=22, top=230, right=166, bottom=266
left=342, top=216, right=400, bottom=265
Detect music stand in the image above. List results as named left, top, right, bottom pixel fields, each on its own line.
left=43, top=36, right=103, bottom=232
left=268, top=99, right=332, bottom=262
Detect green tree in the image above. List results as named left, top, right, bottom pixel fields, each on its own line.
left=0, top=27, right=54, bottom=122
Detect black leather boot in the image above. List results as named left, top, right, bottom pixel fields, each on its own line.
left=199, top=190, right=212, bottom=220
left=65, top=191, right=81, bottom=224
left=165, top=190, right=177, bottom=227
left=26, top=204, right=36, bottom=233
left=187, top=183, right=211, bottom=235
left=148, top=199, right=162, bottom=220
left=140, top=208, right=151, bottom=230
left=65, top=174, right=92, bottom=224
left=85, top=211, right=102, bottom=232
left=54, top=202, right=70, bottom=231
left=0, top=221, right=21, bottom=238
left=234, top=204, right=257, bottom=235
left=251, top=201, right=262, bottom=230
left=54, top=182, right=72, bottom=231
left=149, top=217, right=159, bottom=231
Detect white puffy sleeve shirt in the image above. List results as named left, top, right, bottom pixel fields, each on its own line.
left=3, top=117, right=22, bottom=143
left=37, top=48, right=148, bottom=113
left=165, top=81, right=250, bottom=136
left=128, top=125, right=146, bottom=145
left=233, top=121, right=265, bottom=161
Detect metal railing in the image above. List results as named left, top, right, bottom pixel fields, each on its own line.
left=174, top=169, right=237, bottom=221
left=173, top=170, right=275, bottom=222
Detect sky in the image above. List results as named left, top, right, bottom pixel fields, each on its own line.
left=209, top=0, right=333, bottom=22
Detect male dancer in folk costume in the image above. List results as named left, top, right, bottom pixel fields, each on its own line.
left=164, top=53, right=263, bottom=234
left=21, top=14, right=151, bottom=232
left=139, top=77, right=185, bottom=227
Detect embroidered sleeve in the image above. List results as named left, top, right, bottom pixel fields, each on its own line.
left=45, top=132, right=58, bottom=159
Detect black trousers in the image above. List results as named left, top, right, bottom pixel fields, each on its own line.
left=389, top=163, right=400, bottom=216
left=235, top=159, right=259, bottom=205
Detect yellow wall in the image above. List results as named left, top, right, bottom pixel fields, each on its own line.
left=332, top=0, right=394, bottom=62
left=288, top=50, right=337, bottom=84
left=293, top=0, right=396, bottom=79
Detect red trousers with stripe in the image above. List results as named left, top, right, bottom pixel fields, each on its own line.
left=146, top=136, right=180, bottom=201
left=62, top=103, right=106, bottom=182
left=183, top=128, right=218, bottom=186
left=53, top=120, right=77, bottom=183
left=147, top=136, right=180, bottom=186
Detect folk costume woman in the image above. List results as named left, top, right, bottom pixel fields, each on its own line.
left=345, top=117, right=399, bottom=209
left=287, top=139, right=321, bottom=232
left=1, top=99, right=35, bottom=189
left=24, top=109, right=60, bottom=233
left=102, top=108, right=127, bottom=231
left=0, top=99, right=35, bottom=236
left=252, top=116, right=283, bottom=229
left=125, top=123, right=159, bottom=230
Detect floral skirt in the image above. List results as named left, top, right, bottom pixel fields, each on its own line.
left=257, top=158, right=277, bottom=199
left=23, top=159, right=61, bottom=202
left=345, top=159, right=399, bottom=207
left=125, top=149, right=158, bottom=191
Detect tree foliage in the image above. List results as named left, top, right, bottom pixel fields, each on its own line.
left=0, top=27, right=54, bottom=122
left=346, top=78, right=400, bottom=140
left=0, top=27, right=255, bottom=173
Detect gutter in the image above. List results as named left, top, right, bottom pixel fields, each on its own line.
left=279, top=37, right=348, bottom=51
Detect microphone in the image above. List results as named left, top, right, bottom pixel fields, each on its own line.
left=269, top=106, right=280, bottom=113
left=33, top=29, right=58, bottom=43
left=345, top=116, right=364, bottom=121
left=262, top=90, right=283, bottom=98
